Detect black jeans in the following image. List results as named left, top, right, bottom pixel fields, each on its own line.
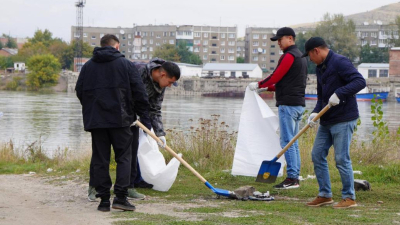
left=89, top=127, right=132, bottom=199
left=129, top=126, right=140, bottom=188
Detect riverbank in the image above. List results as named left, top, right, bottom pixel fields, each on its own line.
left=1, top=163, right=400, bottom=225
left=0, top=72, right=67, bottom=92
left=1, top=114, right=400, bottom=224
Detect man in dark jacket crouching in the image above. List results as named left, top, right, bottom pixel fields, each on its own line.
left=75, top=34, right=152, bottom=212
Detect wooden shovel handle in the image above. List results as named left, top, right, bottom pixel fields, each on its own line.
left=276, top=104, right=331, bottom=159
left=134, top=120, right=207, bottom=183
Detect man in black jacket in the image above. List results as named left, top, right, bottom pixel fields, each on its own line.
left=75, top=34, right=152, bottom=212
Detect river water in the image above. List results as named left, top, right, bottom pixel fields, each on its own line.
left=1, top=91, right=399, bottom=155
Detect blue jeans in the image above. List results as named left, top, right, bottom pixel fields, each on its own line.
left=278, top=105, right=304, bottom=179
left=311, top=119, right=357, bottom=200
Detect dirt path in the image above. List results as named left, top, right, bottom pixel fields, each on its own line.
left=0, top=174, right=223, bottom=224
left=0, top=174, right=115, bottom=225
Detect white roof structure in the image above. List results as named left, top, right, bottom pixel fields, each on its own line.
left=175, top=62, right=202, bottom=68
left=358, top=63, right=389, bottom=69
left=202, top=63, right=259, bottom=71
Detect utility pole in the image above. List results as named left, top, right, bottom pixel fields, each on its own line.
left=75, top=0, right=85, bottom=72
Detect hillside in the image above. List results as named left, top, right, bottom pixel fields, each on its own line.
left=291, top=2, right=400, bottom=28
left=346, top=2, right=400, bottom=25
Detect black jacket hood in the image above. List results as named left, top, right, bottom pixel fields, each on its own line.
left=92, top=46, right=124, bottom=63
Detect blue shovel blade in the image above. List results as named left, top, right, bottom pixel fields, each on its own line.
left=205, top=181, right=237, bottom=198
left=255, top=159, right=281, bottom=183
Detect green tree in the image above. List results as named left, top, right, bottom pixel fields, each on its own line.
left=236, top=57, right=244, bottom=63
left=60, top=40, right=92, bottom=69
left=0, top=41, right=3, bottom=49
left=0, top=56, right=13, bottom=69
left=29, top=29, right=55, bottom=47
left=295, top=32, right=316, bottom=74
left=312, top=13, right=359, bottom=61
left=26, top=54, right=61, bottom=90
left=153, top=44, right=180, bottom=62
left=176, top=41, right=202, bottom=65
left=2, top=34, right=17, bottom=48
left=19, top=29, right=93, bottom=69
left=19, top=29, right=61, bottom=59
left=359, top=44, right=389, bottom=63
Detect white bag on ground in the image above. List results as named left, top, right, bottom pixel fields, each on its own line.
left=231, top=87, right=285, bottom=177
left=138, top=129, right=181, bottom=192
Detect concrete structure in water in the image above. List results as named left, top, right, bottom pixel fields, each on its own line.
left=202, top=63, right=262, bottom=78
left=63, top=70, right=257, bottom=96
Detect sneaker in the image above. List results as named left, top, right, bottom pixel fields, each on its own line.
left=333, top=198, right=357, bottom=209
left=112, top=197, right=136, bottom=211
left=97, top=199, right=111, bottom=212
left=306, top=196, right=334, bottom=207
left=88, top=186, right=98, bottom=202
left=273, top=178, right=300, bottom=189
left=127, top=188, right=146, bottom=200
left=134, top=180, right=154, bottom=189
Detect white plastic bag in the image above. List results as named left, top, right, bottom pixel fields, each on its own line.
left=231, top=87, right=285, bottom=177
left=137, top=129, right=181, bottom=192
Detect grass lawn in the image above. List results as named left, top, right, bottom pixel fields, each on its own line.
left=111, top=164, right=400, bottom=225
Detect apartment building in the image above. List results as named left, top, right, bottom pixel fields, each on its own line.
left=355, top=23, right=399, bottom=48
left=244, top=27, right=282, bottom=73
left=72, top=25, right=237, bottom=63
left=192, top=26, right=237, bottom=64
left=132, top=25, right=177, bottom=60
left=236, top=40, right=245, bottom=58
left=176, top=25, right=194, bottom=51
left=70, top=26, right=134, bottom=56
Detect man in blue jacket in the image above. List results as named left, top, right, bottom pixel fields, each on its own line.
left=302, top=37, right=366, bottom=208
left=76, top=34, right=152, bottom=212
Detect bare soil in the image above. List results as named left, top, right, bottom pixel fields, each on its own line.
left=0, top=174, right=225, bottom=225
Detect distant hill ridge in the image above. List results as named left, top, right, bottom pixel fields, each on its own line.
left=291, top=2, right=400, bottom=28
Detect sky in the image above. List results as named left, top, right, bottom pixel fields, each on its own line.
left=0, top=0, right=398, bottom=42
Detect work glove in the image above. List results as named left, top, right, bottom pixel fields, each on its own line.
left=308, top=113, right=319, bottom=128
left=257, top=87, right=268, bottom=94
left=248, top=82, right=259, bottom=91
left=329, top=93, right=340, bottom=106
left=158, top=136, right=166, bottom=148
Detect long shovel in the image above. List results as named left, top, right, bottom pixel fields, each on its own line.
left=255, top=104, right=331, bottom=183
left=134, top=120, right=237, bottom=199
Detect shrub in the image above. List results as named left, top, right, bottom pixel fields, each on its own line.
left=5, top=76, right=23, bottom=91
left=26, top=54, right=61, bottom=91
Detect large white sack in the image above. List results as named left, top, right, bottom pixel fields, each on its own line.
left=138, top=129, right=181, bottom=192
left=231, top=87, right=285, bottom=177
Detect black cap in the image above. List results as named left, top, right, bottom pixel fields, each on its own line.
left=302, top=37, right=327, bottom=57
left=270, top=27, right=296, bottom=41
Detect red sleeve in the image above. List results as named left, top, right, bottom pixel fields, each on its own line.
left=258, top=53, right=295, bottom=90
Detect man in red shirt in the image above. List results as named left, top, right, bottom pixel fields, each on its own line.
left=249, top=27, right=307, bottom=189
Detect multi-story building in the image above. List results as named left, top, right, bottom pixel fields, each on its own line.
left=236, top=40, right=245, bottom=59
left=72, top=25, right=237, bottom=64
left=70, top=26, right=134, bottom=56
left=132, top=25, right=177, bottom=60
left=176, top=25, right=194, bottom=51
left=192, top=26, right=237, bottom=64
left=244, top=27, right=282, bottom=73
left=355, top=23, right=399, bottom=48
